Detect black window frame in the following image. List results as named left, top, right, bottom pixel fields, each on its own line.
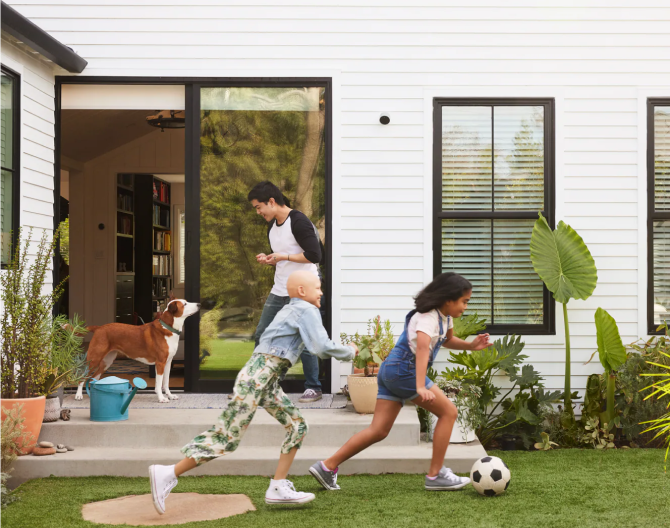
left=647, top=98, right=670, bottom=335
left=1, top=64, right=20, bottom=269
left=433, top=97, right=555, bottom=336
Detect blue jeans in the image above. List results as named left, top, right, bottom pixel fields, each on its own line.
left=254, top=293, right=322, bottom=391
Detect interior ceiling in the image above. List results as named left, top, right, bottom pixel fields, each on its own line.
left=61, top=109, right=175, bottom=163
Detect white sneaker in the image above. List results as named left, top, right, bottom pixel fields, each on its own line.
left=265, top=479, right=315, bottom=505
left=149, top=464, right=178, bottom=514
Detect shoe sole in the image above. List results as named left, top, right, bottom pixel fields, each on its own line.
left=149, top=466, right=165, bottom=515
left=298, top=397, right=323, bottom=403
left=425, top=481, right=470, bottom=491
left=265, top=495, right=315, bottom=505
left=309, top=466, right=340, bottom=491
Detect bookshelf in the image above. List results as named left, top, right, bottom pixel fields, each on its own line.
left=115, top=174, right=135, bottom=324
left=136, top=175, right=173, bottom=323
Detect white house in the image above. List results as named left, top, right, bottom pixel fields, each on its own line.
left=2, top=0, right=669, bottom=400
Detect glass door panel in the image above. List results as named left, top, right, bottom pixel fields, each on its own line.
left=197, top=86, right=327, bottom=385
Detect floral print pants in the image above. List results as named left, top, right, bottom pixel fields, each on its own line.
left=181, top=353, right=308, bottom=466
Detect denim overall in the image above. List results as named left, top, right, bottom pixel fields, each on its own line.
left=377, top=309, right=448, bottom=404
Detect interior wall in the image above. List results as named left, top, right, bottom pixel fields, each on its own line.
left=171, top=182, right=185, bottom=300
left=68, top=127, right=185, bottom=327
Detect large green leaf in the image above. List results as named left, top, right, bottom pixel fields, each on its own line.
left=530, top=213, right=598, bottom=304
left=594, top=307, right=627, bottom=373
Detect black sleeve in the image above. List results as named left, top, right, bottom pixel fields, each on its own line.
left=289, top=210, right=322, bottom=264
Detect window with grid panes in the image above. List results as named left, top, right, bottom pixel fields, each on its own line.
left=433, top=99, right=555, bottom=335
left=649, top=100, right=670, bottom=333
left=1, top=66, right=19, bottom=268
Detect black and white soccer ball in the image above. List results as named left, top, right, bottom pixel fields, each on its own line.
left=470, top=456, right=511, bottom=497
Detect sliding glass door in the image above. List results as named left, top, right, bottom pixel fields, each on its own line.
left=186, top=82, right=331, bottom=393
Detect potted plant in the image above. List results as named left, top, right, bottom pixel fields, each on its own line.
left=1, top=229, right=65, bottom=453
left=42, top=315, right=90, bottom=422
left=341, top=316, right=393, bottom=414
left=432, top=377, right=482, bottom=443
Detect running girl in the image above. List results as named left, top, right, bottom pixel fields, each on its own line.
left=309, top=272, right=491, bottom=491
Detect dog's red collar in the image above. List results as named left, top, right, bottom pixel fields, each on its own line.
left=160, top=320, right=181, bottom=336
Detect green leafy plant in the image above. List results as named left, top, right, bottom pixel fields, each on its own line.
left=41, top=315, right=90, bottom=396
left=453, top=312, right=487, bottom=340
left=435, top=377, right=485, bottom=441
left=530, top=212, right=598, bottom=422
left=534, top=432, right=558, bottom=451
left=583, top=417, right=616, bottom=449
left=341, top=316, right=392, bottom=376
left=1, top=229, right=66, bottom=399
left=1, top=405, right=34, bottom=507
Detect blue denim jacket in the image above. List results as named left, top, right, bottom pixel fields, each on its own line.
left=254, top=298, right=355, bottom=365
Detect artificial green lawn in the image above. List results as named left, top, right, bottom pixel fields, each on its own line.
left=4, top=450, right=668, bottom=528
left=199, top=339, right=304, bottom=379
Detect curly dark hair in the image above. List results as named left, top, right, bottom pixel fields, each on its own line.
left=414, top=272, right=472, bottom=313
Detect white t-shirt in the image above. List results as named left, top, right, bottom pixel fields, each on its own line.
left=268, top=214, right=319, bottom=297
left=407, top=310, right=453, bottom=355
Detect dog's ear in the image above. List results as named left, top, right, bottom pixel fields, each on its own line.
left=168, top=301, right=179, bottom=314
left=169, top=291, right=176, bottom=301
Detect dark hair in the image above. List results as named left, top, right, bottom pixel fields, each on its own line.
left=414, top=272, right=472, bottom=313
left=247, top=181, right=291, bottom=207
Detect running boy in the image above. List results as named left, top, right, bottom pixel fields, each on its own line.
left=309, top=272, right=491, bottom=492
left=149, top=271, right=356, bottom=513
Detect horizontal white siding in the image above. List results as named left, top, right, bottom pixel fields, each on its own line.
left=7, top=1, right=668, bottom=395
left=1, top=38, right=57, bottom=280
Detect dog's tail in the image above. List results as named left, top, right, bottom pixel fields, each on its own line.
left=86, top=325, right=101, bottom=333
left=61, top=323, right=95, bottom=336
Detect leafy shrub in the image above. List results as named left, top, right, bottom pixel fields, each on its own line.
left=1, top=405, right=34, bottom=507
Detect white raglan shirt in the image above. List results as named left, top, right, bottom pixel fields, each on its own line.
left=407, top=310, right=453, bottom=355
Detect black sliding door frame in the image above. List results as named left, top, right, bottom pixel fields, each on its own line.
left=54, top=76, right=333, bottom=394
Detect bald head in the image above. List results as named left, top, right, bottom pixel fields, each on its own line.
left=286, top=271, right=322, bottom=308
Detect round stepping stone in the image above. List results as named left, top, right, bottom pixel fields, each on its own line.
left=33, top=446, right=56, bottom=456
left=38, top=441, right=54, bottom=448
left=66, top=446, right=74, bottom=451
left=56, top=448, right=67, bottom=453
left=82, top=493, right=255, bottom=525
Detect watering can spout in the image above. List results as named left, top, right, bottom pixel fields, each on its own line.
left=120, top=377, right=148, bottom=415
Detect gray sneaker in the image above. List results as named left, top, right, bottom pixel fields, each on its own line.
left=309, top=461, right=340, bottom=490
left=425, top=466, right=471, bottom=491
left=299, top=389, right=322, bottom=403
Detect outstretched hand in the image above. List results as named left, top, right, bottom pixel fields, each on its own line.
left=471, top=333, right=492, bottom=351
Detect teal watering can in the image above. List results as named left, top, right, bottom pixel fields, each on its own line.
left=86, top=376, right=148, bottom=422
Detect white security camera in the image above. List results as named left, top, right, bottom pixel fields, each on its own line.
left=379, top=113, right=391, bottom=125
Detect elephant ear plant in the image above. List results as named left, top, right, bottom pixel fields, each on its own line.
left=530, top=213, right=598, bottom=422
left=592, top=307, right=627, bottom=425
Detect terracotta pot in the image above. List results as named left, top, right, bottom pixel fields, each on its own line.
left=347, top=373, right=378, bottom=414
left=1, top=396, right=46, bottom=455
left=352, top=364, right=379, bottom=375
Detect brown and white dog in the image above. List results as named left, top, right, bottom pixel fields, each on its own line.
left=75, top=298, right=200, bottom=403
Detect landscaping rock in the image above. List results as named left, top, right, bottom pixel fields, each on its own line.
left=66, top=446, right=74, bottom=451
left=60, top=408, right=71, bottom=421
left=33, top=446, right=56, bottom=456
left=38, top=441, right=54, bottom=448
left=56, top=448, right=67, bottom=453
left=57, top=444, right=65, bottom=449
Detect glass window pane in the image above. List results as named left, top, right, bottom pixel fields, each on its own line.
left=493, top=219, right=544, bottom=324
left=199, top=86, right=326, bottom=381
left=441, top=106, right=492, bottom=211
left=1, top=72, right=13, bottom=170
left=179, top=210, right=185, bottom=284
left=1, top=169, right=12, bottom=265
left=653, top=220, right=670, bottom=326
left=441, top=219, right=544, bottom=325
left=494, top=106, right=544, bottom=211
left=441, top=219, right=492, bottom=321
left=654, top=107, right=670, bottom=211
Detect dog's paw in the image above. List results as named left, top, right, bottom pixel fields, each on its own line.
left=74, top=393, right=83, bottom=401
left=157, top=397, right=169, bottom=403
left=167, top=394, right=179, bottom=400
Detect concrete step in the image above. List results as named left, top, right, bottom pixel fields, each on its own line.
left=37, top=406, right=421, bottom=449
left=11, top=442, right=487, bottom=487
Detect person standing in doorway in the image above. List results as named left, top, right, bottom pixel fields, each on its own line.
left=247, top=180, right=325, bottom=403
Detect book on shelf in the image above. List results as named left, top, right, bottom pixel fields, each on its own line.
left=152, top=254, right=172, bottom=276
left=117, top=193, right=133, bottom=211
left=153, top=231, right=171, bottom=252
left=152, top=277, right=170, bottom=298
left=117, top=216, right=133, bottom=235
left=153, top=180, right=170, bottom=203
left=153, top=205, right=170, bottom=227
